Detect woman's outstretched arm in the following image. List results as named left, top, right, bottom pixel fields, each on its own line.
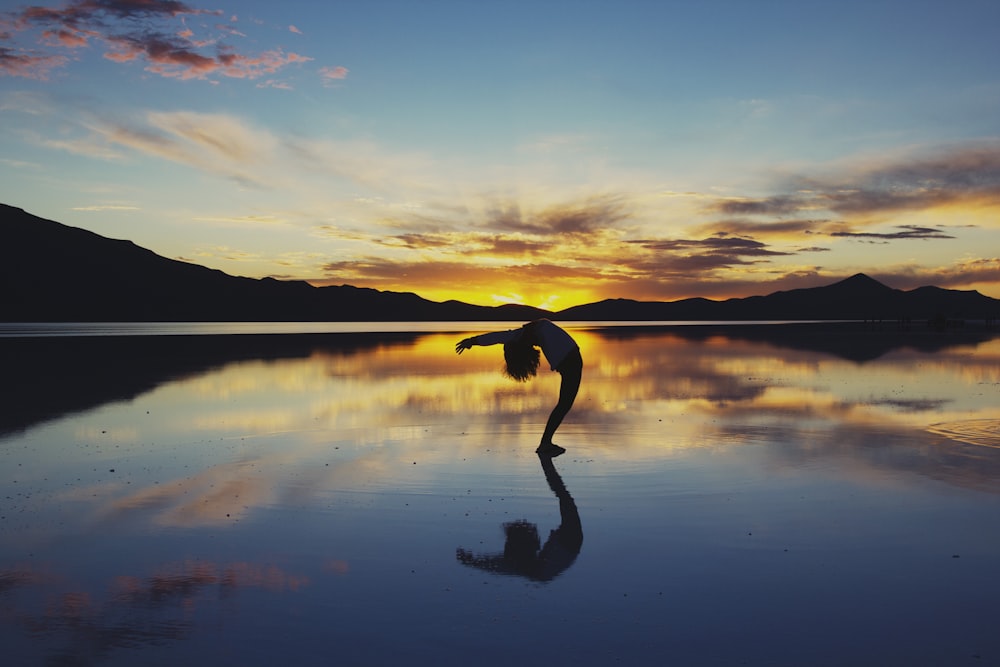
left=455, top=329, right=520, bottom=354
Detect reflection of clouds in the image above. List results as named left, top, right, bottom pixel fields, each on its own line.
left=169, top=359, right=332, bottom=401
left=11, top=328, right=1000, bottom=533
left=109, top=462, right=275, bottom=526
left=698, top=380, right=982, bottom=435
left=2, top=559, right=310, bottom=665
left=115, top=560, right=310, bottom=600
left=866, top=398, right=950, bottom=413
left=411, top=331, right=999, bottom=457
left=324, top=559, right=350, bottom=574
left=744, top=421, right=1000, bottom=493
left=104, top=448, right=395, bottom=528
left=0, top=565, right=51, bottom=593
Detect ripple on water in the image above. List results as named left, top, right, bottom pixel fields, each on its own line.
left=927, top=418, right=1000, bottom=449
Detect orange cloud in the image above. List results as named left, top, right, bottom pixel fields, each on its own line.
left=41, top=28, right=89, bottom=47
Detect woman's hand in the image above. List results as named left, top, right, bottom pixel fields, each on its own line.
left=455, top=337, right=475, bottom=354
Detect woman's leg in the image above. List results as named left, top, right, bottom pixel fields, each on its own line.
left=540, top=349, right=582, bottom=446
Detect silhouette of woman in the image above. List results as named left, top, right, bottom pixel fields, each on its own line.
left=456, top=454, right=583, bottom=582
left=456, top=319, right=582, bottom=456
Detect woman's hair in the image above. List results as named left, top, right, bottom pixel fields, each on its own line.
left=503, top=520, right=540, bottom=563
left=503, top=338, right=539, bottom=382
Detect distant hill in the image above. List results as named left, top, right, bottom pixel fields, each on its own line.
left=2, top=203, right=998, bottom=322
left=1, top=204, right=548, bottom=322
left=560, top=273, right=1000, bottom=322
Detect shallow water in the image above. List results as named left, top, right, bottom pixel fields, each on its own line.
left=2, top=325, right=1000, bottom=666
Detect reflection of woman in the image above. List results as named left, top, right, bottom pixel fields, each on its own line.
left=456, top=319, right=582, bottom=457
left=456, top=454, right=583, bottom=582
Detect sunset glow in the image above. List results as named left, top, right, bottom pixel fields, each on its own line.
left=2, top=1, right=999, bottom=307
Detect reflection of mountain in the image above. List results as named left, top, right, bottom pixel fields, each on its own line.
left=589, top=321, right=1000, bottom=363
left=5, top=203, right=999, bottom=322
left=0, top=332, right=421, bottom=435
left=747, top=422, right=1000, bottom=495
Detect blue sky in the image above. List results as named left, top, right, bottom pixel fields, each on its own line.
left=2, top=0, right=999, bottom=309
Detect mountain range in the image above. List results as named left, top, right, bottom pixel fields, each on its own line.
left=3, top=203, right=998, bottom=322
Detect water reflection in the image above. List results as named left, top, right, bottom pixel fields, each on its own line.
left=2, top=559, right=309, bottom=665
left=2, top=326, right=999, bottom=533
left=0, top=332, right=423, bottom=435
left=3, top=324, right=1000, bottom=665
left=457, top=454, right=583, bottom=582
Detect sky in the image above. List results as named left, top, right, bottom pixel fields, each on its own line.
left=2, top=0, right=999, bottom=310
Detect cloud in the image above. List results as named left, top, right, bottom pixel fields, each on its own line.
left=837, top=145, right=1000, bottom=211
left=302, top=177, right=1000, bottom=306
left=2, top=0, right=319, bottom=82
left=374, top=230, right=551, bottom=257
left=308, top=188, right=845, bottom=305
left=625, top=234, right=794, bottom=274
left=0, top=45, right=67, bottom=79
left=829, top=224, right=955, bottom=242
left=319, top=65, right=348, bottom=84
left=256, top=78, right=293, bottom=90
left=712, top=195, right=803, bottom=217
left=487, top=236, right=549, bottom=256
left=214, top=23, right=246, bottom=38
left=41, top=28, right=88, bottom=47
left=691, top=218, right=836, bottom=243
left=373, top=232, right=455, bottom=250
left=289, top=25, right=302, bottom=35
left=104, top=32, right=312, bottom=80
left=41, top=133, right=127, bottom=160
left=634, top=235, right=789, bottom=257
left=45, top=107, right=435, bottom=192
left=69, top=110, right=279, bottom=186
left=309, top=191, right=818, bottom=305
left=710, top=143, right=1000, bottom=222
left=483, top=195, right=628, bottom=236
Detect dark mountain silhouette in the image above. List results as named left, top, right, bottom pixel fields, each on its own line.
left=1, top=204, right=548, bottom=322
left=3, top=203, right=998, bottom=322
left=559, top=272, right=999, bottom=322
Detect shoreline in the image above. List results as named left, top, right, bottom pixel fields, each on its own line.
left=1, top=317, right=996, bottom=339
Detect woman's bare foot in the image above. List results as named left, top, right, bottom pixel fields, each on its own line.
left=535, top=442, right=566, bottom=457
